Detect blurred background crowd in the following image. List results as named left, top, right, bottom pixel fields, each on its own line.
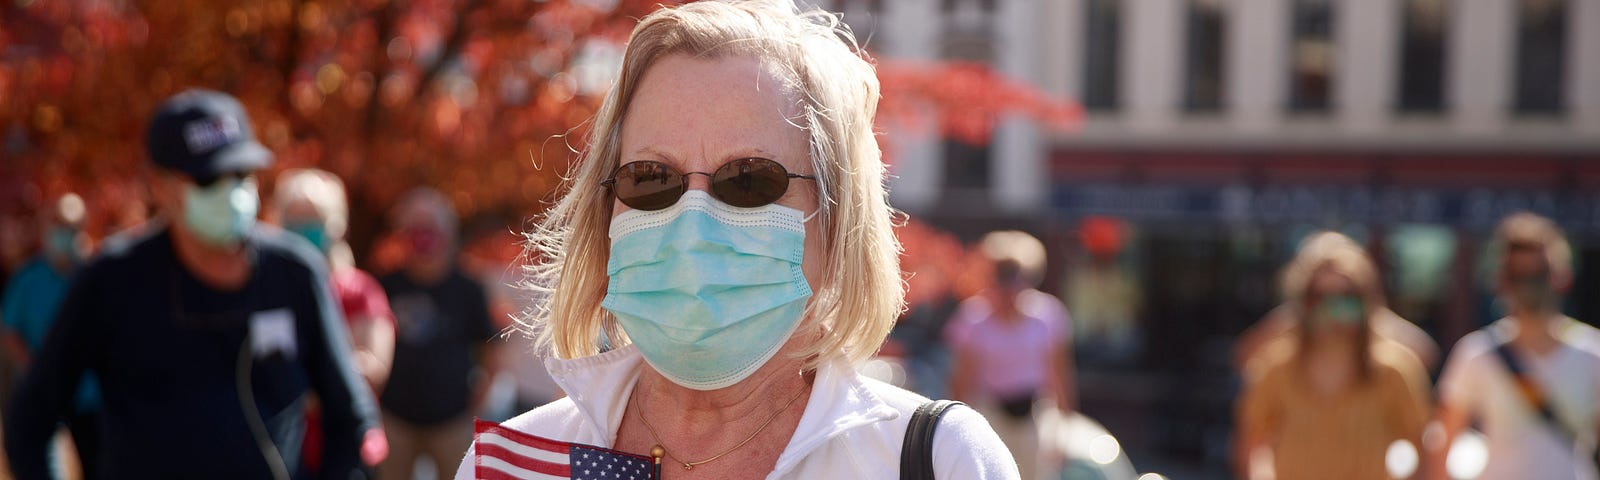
left=3, top=0, right=1598, bottom=479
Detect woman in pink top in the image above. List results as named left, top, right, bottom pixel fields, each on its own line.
left=947, top=230, right=1076, bottom=480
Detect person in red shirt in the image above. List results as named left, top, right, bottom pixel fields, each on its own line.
left=270, top=168, right=395, bottom=469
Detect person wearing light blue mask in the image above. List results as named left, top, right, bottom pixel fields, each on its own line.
left=454, top=2, right=1017, bottom=479
left=3, top=89, right=382, bottom=479
left=2, top=192, right=101, bottom=479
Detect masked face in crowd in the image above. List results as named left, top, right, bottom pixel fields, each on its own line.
left=159, top=171, right=258, bottom=249
left=403, top=224, right=448, bottom=261
left=42, top=225, right=85, bottom=264
left=184, top=174, right=258, bottom=248
left=1304, top=269, right=1366, bottom=336
left=279, top=200, right=331, bottom=253
left=599, top=54, right=822, bottom=391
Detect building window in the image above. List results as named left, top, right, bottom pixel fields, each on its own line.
left=941, top=28, right=993, bottom=62
left=943, top=0, right=997, bottom=13
left=1288, top=0, right=1335, bottom=112
left=1397, top=0, right=1447, bottom=113
left=1515, top=0, right=1566, bottom=115
left=1083, top=0, right=1121, bottom=111
left=941, top=138, right=991, bottom=191
left=1184, top=0, right=1226, bottom=112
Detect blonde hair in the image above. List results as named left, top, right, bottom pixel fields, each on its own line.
left=519, top=0, right=900, bottom=366
left=272, top=168, right=356, bottom=268
left=273, top=168, right=349, bottom=239
left=979, top=230, right=1047, bottom=287
left=1281, top=231, right=1385, bottom=313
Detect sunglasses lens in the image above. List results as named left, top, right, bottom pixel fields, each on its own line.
left=613, top=162, right=684, bottom=211
left=712, top=158, right=789, bottom=208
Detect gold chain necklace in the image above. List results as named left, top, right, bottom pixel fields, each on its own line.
left=633, top=382, right=809, bottom=471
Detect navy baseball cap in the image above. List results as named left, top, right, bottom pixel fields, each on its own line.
left=145, top=89, right=273, bottom=183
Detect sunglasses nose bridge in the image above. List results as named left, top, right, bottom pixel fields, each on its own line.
left=681, top=171, right=715, bottom=192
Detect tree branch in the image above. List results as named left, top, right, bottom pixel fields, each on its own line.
left=411, top=0, right=487, bottom=104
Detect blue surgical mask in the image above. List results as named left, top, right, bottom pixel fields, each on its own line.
left=285, top=221, right=329, bottom=252
left=44, top=226, right=82, bottom=262
left=602, top=190, right=813, bottom=391
left=183, top=177, right=258, bottom=247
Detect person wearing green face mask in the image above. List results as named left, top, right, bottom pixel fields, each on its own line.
left=1236, top=238, right=1432, bottom=480
left=1234, top=231, right=1441, bottom=374
left=3, top=89, right=382, bottom=480
left=1432, top=213, right=1600, bottom=480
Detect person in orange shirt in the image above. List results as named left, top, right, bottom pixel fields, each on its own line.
left=1236, top=231, right=1432, bottom=480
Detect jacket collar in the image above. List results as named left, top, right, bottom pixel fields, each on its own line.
left=543, top=345, right=901, bottom=474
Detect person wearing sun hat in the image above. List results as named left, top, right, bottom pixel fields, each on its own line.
left=4, top=88, right=381, bottom=479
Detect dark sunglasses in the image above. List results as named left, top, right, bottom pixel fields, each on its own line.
left=601, top=158, right=816, bottom=211
left=191, top=171, right=253, bottom=188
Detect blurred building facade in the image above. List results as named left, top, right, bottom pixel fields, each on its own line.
left=822, top=0, right=1600, bottom=477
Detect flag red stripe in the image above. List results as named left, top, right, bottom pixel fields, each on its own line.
left=476, top=442, right=572, bottom=477
left=475, top=419, right=570, bottom=453
left=476, top=465, right=546, bottom=480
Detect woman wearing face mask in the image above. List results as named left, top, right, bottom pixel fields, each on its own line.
left=1235, top=233, right=1431, bottom=480
left=1233, top=232, right=1441, bottom=374
left=454, top=1, right=1016, bottom=479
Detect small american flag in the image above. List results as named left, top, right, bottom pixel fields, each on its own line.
left=474, top=419, right=659, bottom=480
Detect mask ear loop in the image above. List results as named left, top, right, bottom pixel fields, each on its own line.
left=800, top=208, right=819, bottom=224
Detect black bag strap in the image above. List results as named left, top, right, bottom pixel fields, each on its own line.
left=900, top=399, right=965, bottom=480
left=1489, top=328, right=1578, bottom=445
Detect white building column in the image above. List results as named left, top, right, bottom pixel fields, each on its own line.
left=1449, top=0, right=1515, bottom=133
left=993, top=0, right=1048, bottom=212
left=881, top=0, right=944, bottom=213
left=1571, top=0, right=1600, bottom=133
left=1044, top=0, right=1084, bottom=100
left=1122, top=0, right=1184, bottom=131
left=1336, top=0, right=1399, bottom=133
left=1228, top=0, right=1290, bottom=132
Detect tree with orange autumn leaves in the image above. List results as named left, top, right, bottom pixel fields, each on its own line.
left=1, top=0, right=1077, bottom=310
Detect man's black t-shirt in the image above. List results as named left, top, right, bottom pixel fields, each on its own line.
left=379, top=268, right=495, bottom=426
left=2, top=224, right=378, bottom=479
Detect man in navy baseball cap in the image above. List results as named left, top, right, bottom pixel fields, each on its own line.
left=4, top=88, right=381, bottom=479
left=142, top=89, right=273, bottom=248
left=145, top=88, right=274, bottom=184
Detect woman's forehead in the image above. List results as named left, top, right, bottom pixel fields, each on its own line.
left=619, top=54, right=806, bottom=163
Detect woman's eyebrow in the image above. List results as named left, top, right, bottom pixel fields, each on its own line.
left=626, top=146, right=677, bottom=162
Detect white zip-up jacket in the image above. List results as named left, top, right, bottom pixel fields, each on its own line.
left=454, top=345, right=1019, bottom=479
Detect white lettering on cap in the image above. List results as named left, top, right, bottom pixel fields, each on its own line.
left=182, top=116, right=243, bottom=154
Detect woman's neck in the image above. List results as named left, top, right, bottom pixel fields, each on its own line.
left=619, top=328, right=819, bottom=478
left=1300, top=332, right=1363, bottom=392
left=635, top=354, right=812, bottom=423
left=1304, top=334, right=1359, bottom=362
